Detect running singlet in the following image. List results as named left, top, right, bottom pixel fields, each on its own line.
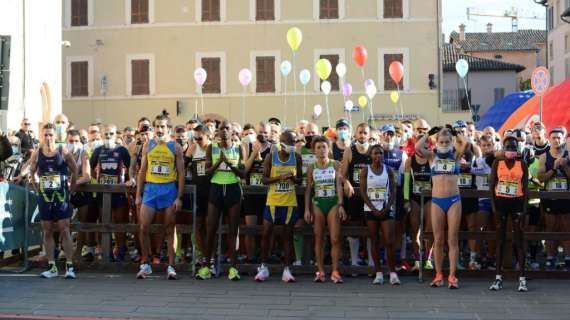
left=312, top=160, right=337, bottom=199
left=145, top=140, right=177, bottom=184
left=332, top=143, right=345, bottom=162
left=458, top=147, right=475, bottom=189
left=384, top=148, right=405, bottom=186
left=431, top=151, right=460, bottom=176
left=471, top=155, right=493, bottom=191
left=211, top=143, right=240, bottom=185
left=545, top=150, right=569, bottom=192
left=189, top=144, right=210, bottom=186
left=37, top=146, right=69, bottom=203
left=495, top=160, right=524, bottom=198
left=347, top=145, right=371, bottom=187
left=91, top=145, right=130, bottom=185
left=266, top=150, right=297, bottom=207
left=411, top=155, right=431, bottom=195
left=364, top=164, right=390, bottom=212
left=301, top=145, right=316, bottom=186
left=533, top=141, right=550, bottom=157
left=248, top=143, right=271, bottom=187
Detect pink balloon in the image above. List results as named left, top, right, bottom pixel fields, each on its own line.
left=389, top=61, right=404, bottom=84
left=194, top=68, right=207, bottom=86
left=238, top=68, right=252, bottom=87
left=342, top=83, right=353, bottom=97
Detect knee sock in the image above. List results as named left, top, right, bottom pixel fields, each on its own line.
left=347, top=237, right=360, bottom=265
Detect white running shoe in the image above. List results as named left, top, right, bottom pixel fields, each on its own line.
left=518, top=278, right=528, bottom=292
left=137, top=263, right=152, bottom=279
left=489, top=278, right=503, bottom=291
left=389, top=272, right=401, bottom=285
left=292, top=260, right=302, bottom=266
left=282, top=267, right=296, bottom=283
left=372, top=272, right=384, bottom=285
left=167, top=265, right=177, bottom=280
left=255, top=264, right=270, bottom=282
left=40, top=265, right=58, bottom=279
left=64, top=265, right=76, bottom=279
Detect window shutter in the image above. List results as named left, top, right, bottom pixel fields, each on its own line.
left=319, top=55, right=340, bottom=91
left=131, top=59, right=150, bottom=95
left=320, top=0, right=339, bottom=19
left=71, top=0, right=88, bottom=26
left=202, top=0, right=220, bottom=21
left=256, top=57, right=275, bottom=93
left=384, top=54, right=404, bottom=91
left=131, top=0, right=149, bottom=24
left=71, top=61, right=88, bottom=97
left=202, top=58, right=221, bottom=94
left=256, top=0, right=275, bottom=21
left=384, top=0, right=403, bottom=18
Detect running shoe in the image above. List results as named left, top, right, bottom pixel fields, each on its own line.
left=136, top=263, right=152, bottom=279
left=489, top=278, right=503, bottom=291
left=254, top=264, right=270, bottom=282
left=331, top=271, right=343, bottom=284
left=430, top=273, right=444, bottom=287
left=448, top=275, right=459, bottom=289
left=314, top=271, right=325, bottom=283
left=209, top=260, right=217, bottom=276
left=424, top=260, right=434, bottom=270
left=40, top=264, right=58, bottom=279
left=228, top=267, right=241, bottom=281
left=196, top=266, right=211, bottom=280
left=400, top=260, right=412, bottom=272
left=389, top=273, right=401, bottom=285
left=411, top=261, right=421, bottom=272
left=64, top=264, right=76, bottom=279
left=372, top=273, right=384, bottom=285
left=282, top=267, right=296, bottom=283
left=518, top=278, right=528, bottom=292
left=468, top=259, right=481, bottom=271
left=167, top=265, right=178, bottom=280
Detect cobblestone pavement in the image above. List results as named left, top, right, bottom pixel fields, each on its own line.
left=0, top=271, right=569, bottom=319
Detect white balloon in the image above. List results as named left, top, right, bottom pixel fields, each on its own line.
left=366, top=85, right=377, bottom=100
left=321, top=80, right=332, bottom=95
left=344, top=100, right=354, bottom=112
left=313, top=104, right=322, bottom=117
left=336, top=63, right=347, bottom=78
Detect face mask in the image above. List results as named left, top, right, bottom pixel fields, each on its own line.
left=467, top=136, right=475, bottom=144
left=505, top=151, right=517, bottom=159
left=92, top=140, right=103, bottom=149
left=247, top=134, right=256, bottom=144
left=11, top=145, right=19, bottom=155
left=394, top=138, right=401, bottom=149
left=67, top=143, right=76, bottom=153
left=156, top=133, right=167, bottom=142
left=516, top=142, right=525, bottom=153
left=386, top=141, right=395, bottom=150
left=257, top=134, right=267, bottom=143
left=356, top=140, right=369, bottom=149
left=55, top=124, right=66, bottom=136
left=338, top=131, right=349, bottom=141
left=437, top=145, right=452, bottom=154
left=176, top=139, right=185, bottom=146
left=103, top=139, right=115, bottom=149
left=281, top=143, right=296, bottom=154
left=305, top=135, right=314, bottom=147
left=187, top=131, right=194, bottom=140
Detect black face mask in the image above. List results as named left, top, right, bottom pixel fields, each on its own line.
left=176, top=139, right=186, bottom=146
left=80, top=137, right=87, bottom=145
left=257, top=134, right=267, bottom=143
left=305, top=135, right=314, bottom=147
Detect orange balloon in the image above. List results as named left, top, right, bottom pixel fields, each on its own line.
left=324, top=127, right=337, bottom=140
left=389, top=61, right=404, bottom=84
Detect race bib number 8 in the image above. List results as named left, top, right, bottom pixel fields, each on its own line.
left=497, top=181, right=519, bottom=196
left=435, top=160, right=455, bottom=174
left=151, top=161, right=170, bottom=176
left=316, top=185, right=335, bottom=198
left=276, top=181, right=293, bottom=193
left=368, top=187, right=386, bottom=201
left=40, top=175, right=61, bottom=190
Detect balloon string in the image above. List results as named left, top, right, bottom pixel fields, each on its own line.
left=369, top=98, right=375, bottom=128
left=283, top=75, right=288, bottom=127
left=303, top=86, right=307, bottom=120
left=242, top=86, right=246, bottom=125
left=397, top=83, right=404, bottom=119
left=200, top=88, right=205, bottom=116
left=462, top=78, right=473, bottom=116
left=293, top=52, right=298, bottom=125
left=194, top=99, right=198, bottom=120
left=325, top=95, right=331, bottom=129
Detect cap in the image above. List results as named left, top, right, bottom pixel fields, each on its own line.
left=124, top=126, right=135, bottom=132
left=550, top=127, right=565, bottom=136
left=381, top=124, right=395, bottom=133
left=335, top=118, right=350, bottom=129
left=268, top=117, right=281, bottom=126
left=453, top=120, right=467, bottom=129
left=532, top=121, right=546, bottom=130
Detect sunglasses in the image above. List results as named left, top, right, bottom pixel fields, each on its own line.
left=194, top=137, right=203, bottom=142
left=23, top=123, right=31, bottom=126
left=103, top=132, right=115, bottom=137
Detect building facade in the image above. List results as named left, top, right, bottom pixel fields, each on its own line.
left=548, top=0, right=570, bottom=85
left=61, top=0, right=445, bottom=129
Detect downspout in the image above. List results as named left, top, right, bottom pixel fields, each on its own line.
left=436, top=0, right=443, bottom=125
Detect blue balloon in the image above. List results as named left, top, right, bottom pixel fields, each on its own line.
left=299, top=69, right=311, bottom=86
left=280, top=60, right=292, bottom=76
left=455, top=59, right=469, bottom=79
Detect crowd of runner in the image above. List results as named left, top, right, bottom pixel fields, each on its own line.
left=6, top=110, right=570, bottom=292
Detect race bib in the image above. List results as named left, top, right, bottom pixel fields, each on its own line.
left=434, top=160, right=455, bottom=174
left=547, top=177, right=568, bottom=191
left=276, top=181, right=293, bottom=193
left=250, top=173, right=263, bottom=186
left=458, top=174, right=473, bottom=187
left=316, top=184, right=336, bottom=198
left=100, top=174, right=118, bottom=185
left=413, top=181, right=431, bottom=194
left=196, top=161, right=206, bottom=176
left=475, top=176, right=490, bottom=191
left=368, top=187, right=386, bottom=201
left=150, top=161, right=170, bottom=176
left=353, top=168, right=362, bottom=184
left=40, top=175, right=61, bottom=190
left=497, top=181, right=519, bottom=197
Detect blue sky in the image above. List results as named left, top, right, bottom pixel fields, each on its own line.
left=443, top=0, right=547, bottom=38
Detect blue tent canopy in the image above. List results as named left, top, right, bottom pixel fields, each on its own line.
left=477, top=91, right=535, bottom=131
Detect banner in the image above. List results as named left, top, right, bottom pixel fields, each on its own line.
left=0, top=182, right=42, bottom=251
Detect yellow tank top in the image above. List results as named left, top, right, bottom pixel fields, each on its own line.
left=145, top=139, right=177, bottom=184
left=266, top=150, right=297, bottom=207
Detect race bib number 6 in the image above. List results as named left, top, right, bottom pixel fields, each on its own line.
left=497, top=181, right=519, bottom=196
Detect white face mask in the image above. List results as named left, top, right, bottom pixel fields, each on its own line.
left=386, top=141, right=395, bottom=150
left=103, top=139, right=115, bottom=149
left=156, top=132, right=168, bottom=142
left=356, top=140, right=369, bottom=149
left=437, top=145, right=452, bottom=154
left=247, top=134, right=256, bottom=144
left=67, top=143, right=81, bottom=153
left=92, top=140, right=103, bottom=149
left=280, top=143, right=296, bottom=154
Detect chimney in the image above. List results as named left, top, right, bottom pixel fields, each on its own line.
left=486, top=23, right=493, bottom=33
left=459, top=24, right=466, bottom=41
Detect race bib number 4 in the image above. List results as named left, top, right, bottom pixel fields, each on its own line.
left=497, top=181, right=519, bottom=197
left=435, top=160, right=455, bottom=174
left=151, top=161, right=170, bottom=176
left=547, top=177, right=568, bottom=191
left=276, top=181, right=293, bottom=193
left=250, top=173, right=263, bottom=186
left=40, top=175, right=61, bottom=190
left=458, top=174, right=473, bottom=187
left=368, top=187, right=386, bottom=201
left=316, top=185, right=336, bottom=198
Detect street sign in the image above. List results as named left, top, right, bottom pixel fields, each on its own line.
left=531, top=67, right=550, bottom=96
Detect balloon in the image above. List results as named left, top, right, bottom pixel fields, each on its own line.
left=299, top=69, right=311, bottom=86
left=238, top=68, right=252, bottom=87
left=342, top=83, right=352, bottom=97
left=313, top=104, right=322, bottom=117
left=389, top=61, right=404, bottom=84
left=280, top=60, right=292, bottom=77
left=358, top=96, right=368, bottom=108
left=286, top=27, right=303, bottom=52
left=321, top=80, right=332, bottom=95
left=194, top=68, right=207, bottom=86
left=315, top=59, right=332, bottom=81
left=344, top=100, right=354, bottom=112
left=353, top=46, right=368, bottom=67
left=364, top=79, right=375, bottom=89
left=336, top=63, right=347, bottom=78
left=366, top=85, right=377, bottom=100
left=390, top=91, right=399, bottom=104
left=455, top=59, right=469, bottom=79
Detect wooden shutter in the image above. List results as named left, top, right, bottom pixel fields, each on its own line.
left=71, top=61, right=88, bottom=97
left=256, top=0, right=275, bottom=21
left=202, top=0, right=220, bottom=22
left=131, top=0, right=149, bottom=24
left=131, top=59, right=150, bottom=95
left=383, top=0, right=403, bottom=18
left=320, top=0, right=339, bottom=19
left=202, top=58, right=221, bottom=94
left=71, top=0, right=88, bottom=26
left=256, top=57, right=275, bottom=93
left=384, top=54, right=404, bottom=91
left=320, top=55, right=340, bottom=91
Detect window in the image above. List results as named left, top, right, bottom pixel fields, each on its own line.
left=320, top=54, right=340, bottom=91
left=320, top=0, right=339, bottom=19
left=383, top=54, right=404, bottom=90
left=71, top=0, right=88, bottom=26
left=131, top=59, right=149, bottom=95
left=255, top=57, right=275, bottom=93
left=70, top=61, right=88, bottom=97
left=202, top=0, right=220, bottom=22
left=493, top=88, right=505, bottom=104
left=131, top=0, right=149, bottom=24
left=256, top=0, right=275, bottom=21
left=201, top=57, right=221, bottom=93
left=383, top=0, right=403, bottom=18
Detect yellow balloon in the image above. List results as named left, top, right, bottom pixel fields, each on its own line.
left=358, top=95, right=368, bottom=108
left=315, top=59, right=332, bottom=81
left=390, top=91, right=399, bottom=104
left=286, top=27, right=303, bottom=52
